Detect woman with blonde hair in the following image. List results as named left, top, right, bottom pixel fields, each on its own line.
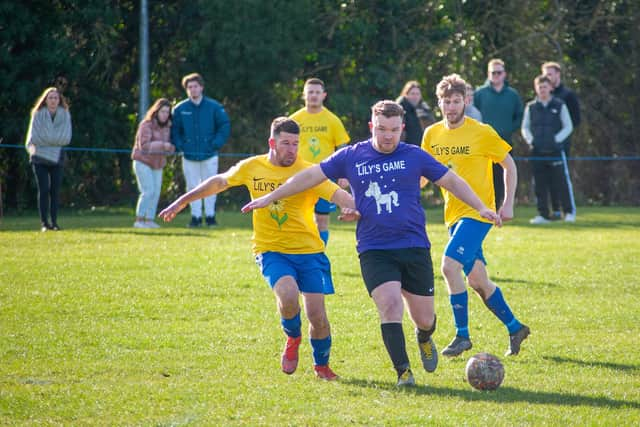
left=131, top=98, right=175, bottom=228
left=25, top=87, right=72, bottom=231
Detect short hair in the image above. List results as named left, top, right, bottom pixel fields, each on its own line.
left=436, top=74, right=467, bottom=99
left=31, top=87, right=69, bottom=115
left=271, top=117, right=300, bottom=138
left=182, top=73, right=204, bottom=89
left=304, top=78, right=325, bottom=90
left=534, top=74, right=552, bottom=86
left=400, top=80, right=421, bottom=97
left=371, top=100, right=405, bottom=119
left=488, top=58, right=505, bottom=70
left=144, top=98, right=172, bottom=126
left=541, top=61, right=562, bottom=73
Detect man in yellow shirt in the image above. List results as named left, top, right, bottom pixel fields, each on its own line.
left=159, top=117, right=357, bottom=380
left=291, top=78, right=350, bottom=245
left=422, top=74, right=530, bottom=358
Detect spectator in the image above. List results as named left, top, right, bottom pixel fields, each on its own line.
left=474, top=59, right=524, bottom=209
left=521, top=75, right=573, bottom=224
left=542, top=61, right=580, bottom=222
left=171, top=73, right=231, bottom=227
left=396, top=80, right=436, bottom=145
left=25, top=87, right=72, bottom=232
left=131, top=98, right=175, bottom=228
left=464, top=83, right=483, bottom=122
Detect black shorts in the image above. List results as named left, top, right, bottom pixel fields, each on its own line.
left=358, top=247, right=435, bottom=296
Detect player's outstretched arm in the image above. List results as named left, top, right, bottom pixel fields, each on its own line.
left=241, top=165, right=328, bottom=213
left=498, top=154, right=517, bottom=222
left=159, top=175, right=229, bottom=222
left=331, top=189, right=360, bottom=222
left=435, top=170, right=502, bottom=227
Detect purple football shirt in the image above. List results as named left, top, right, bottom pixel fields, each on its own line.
left=320, top=140, right=448, bottom=253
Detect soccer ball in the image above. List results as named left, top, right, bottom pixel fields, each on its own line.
left=465, top=352, right=505, bottom=391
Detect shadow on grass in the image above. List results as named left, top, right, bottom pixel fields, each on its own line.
left=340, top=377, right=640, bottom=408
left=515, top=219, right=638, bottom=230
left=543, top=355, right=640, bottom=372
left=337, top=271, right=362, bottom=279
left=0, top=223, right=252, bottom=235
left=492, top=276, right=559, bottom=288
left=86, top=228, right=219, bottom=238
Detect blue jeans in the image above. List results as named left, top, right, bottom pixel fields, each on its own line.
left=133, top=160, right=163, bottom=219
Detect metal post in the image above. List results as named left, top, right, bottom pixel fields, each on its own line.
left=139, top=0, right=149, bottom=121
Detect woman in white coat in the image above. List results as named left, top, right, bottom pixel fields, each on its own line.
left=25, top=87, right=72, bottom=231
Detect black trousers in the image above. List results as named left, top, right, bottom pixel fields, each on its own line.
left=32, top=162, right=63, bottom=226
left=532, top=157, right=566, bottom=218
left=550, top=142, right=573, bottom=214
left=492, top=163, right=504, bottom=211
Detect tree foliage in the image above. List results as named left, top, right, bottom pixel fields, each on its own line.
left=1, top=0, right=638, bottom=210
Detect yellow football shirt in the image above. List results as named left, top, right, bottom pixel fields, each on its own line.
left=421, top=117, right=511, bottom=227
left=224, top=155, right=339, bottom=254
left=290, top=108, right=350, bottom=163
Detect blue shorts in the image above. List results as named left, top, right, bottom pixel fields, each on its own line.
left=255, top=252, right=335, bottom=294
left=315, top=198, right=336, bottom=214
left=444, top=218, right=492, bottom=276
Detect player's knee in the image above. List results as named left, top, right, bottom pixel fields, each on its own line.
left=441, top=257, right=462, bottom=280
left=275, top=288, right=299, bottom=316
left=416, top=313, right=436, bottom=331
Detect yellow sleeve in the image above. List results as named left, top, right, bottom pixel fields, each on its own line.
left=333, top=115, right=350, bottom=148
left=314, top=179, right=340, bottom=202
left=482, top=125, right=512, bottom=162
left=224, top=158, right=250, bottom=188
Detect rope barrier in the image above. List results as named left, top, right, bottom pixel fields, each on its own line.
left=0, top=144, right=253, bottom=158
left=0, top=143, right=639, bottom=161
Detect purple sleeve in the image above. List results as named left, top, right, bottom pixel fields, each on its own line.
left=320, top=147, right=348, bottom=181
left=419, top=149, right=448, bottom=182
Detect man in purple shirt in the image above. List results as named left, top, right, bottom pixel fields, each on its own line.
left=243, top=100, right=499, bottom=386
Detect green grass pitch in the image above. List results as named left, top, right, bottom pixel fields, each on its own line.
left=1, top=206, right=639, bottom=425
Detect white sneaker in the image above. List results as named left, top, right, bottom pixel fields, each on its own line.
left=145, top=221, right=160, bottom=228
left=133, top=221, right=148, bottom=228
left=564, top=213, right=576, bottom=222
left=529, top=215, right=551, bottom=224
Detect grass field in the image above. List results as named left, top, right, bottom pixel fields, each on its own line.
left=1, top=206, right=639, bottom=426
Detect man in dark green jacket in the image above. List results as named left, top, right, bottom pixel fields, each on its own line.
left=474, top=59, right=524, bottom=209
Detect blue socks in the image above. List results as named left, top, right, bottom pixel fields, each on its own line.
left=310, top=336, right=332, bottom=366
left=450, top=291, right=469, bottom=338
left=485, top=287, right=521, bottom=334
left=451, top=288, right=522, bottom=337
left=319, top=230, right=329, bottom=246
left=281, top=312, right=301, bottom=338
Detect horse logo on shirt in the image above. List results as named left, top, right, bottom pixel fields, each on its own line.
left=365, top=181, right=399, bottom=214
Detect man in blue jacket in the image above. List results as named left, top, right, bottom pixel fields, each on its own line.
left=474, top=59, right=524, bottom=210
left=172, top=73, right=231, bottom=227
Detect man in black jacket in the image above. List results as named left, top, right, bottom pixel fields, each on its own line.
left=521, top=75, right=573, bottom=224
left=542, top=62, right=580, bottom=222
